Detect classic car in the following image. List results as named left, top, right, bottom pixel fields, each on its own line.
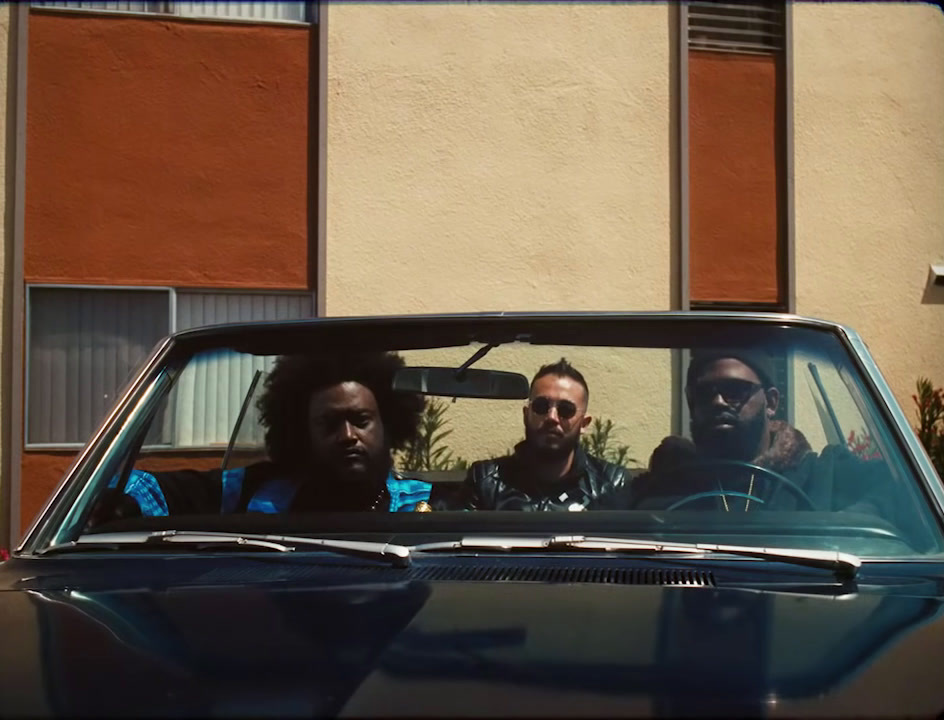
left=2, top=311, right=943, bottom=717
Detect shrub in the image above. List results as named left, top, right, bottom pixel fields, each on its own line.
left=398, top=398, right=468, bottom=472
left=914, top=377, right=944, bottom=477
left=580, top=417, right=637, bottom=467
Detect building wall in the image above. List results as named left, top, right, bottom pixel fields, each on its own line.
left=324, top=3, right=672, bottom=316
left=25, top=11, right=310, bottom=289
left=323, top=3, right=674, bottom=462
left=793, top=3, right=944, bottom=413
left=19, top=8, right=313, bottom=533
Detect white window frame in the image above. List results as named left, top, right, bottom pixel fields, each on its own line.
left=30, top=2, right=315, bottom=26
left=25, top=284, right=315, bottom=450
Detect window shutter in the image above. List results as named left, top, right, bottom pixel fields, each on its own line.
left=688, top=2, right=785, bottom=55
left=168, top=291, right=314, bottom=448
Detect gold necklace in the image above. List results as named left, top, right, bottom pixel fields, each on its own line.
left=720, top=473, right=755, bottom=512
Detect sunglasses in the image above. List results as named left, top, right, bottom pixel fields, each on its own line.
left=690, top=379, right=764, bottom=407
left=529, top=396, right=579, bottom=420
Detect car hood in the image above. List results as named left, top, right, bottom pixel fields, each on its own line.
left=2, top=555, right=944, bottom=717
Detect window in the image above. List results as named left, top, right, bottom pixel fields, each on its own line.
left=32, top=1, right=310, bottom=23
left=688, top=2, right=785, bottom=55
left=27, top=286, right=314, bottom=447
left=685, top=2, right=789, bottom=311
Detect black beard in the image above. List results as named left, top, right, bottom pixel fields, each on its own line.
left=297, top=456, right=392, bottom=512
left=523, top=425, right=580, bottom=463
left=310, top=451, right=390, bottom=487
left=691, top=411, right=766, bottom=461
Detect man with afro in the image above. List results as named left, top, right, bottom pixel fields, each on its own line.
left=91, top=351, right=432, bottom=519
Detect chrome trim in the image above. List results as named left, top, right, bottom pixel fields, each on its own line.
left=838, top=326, right=944, bottom=517
left=16, top=334, right=177, bottom=553
left=48, top=367, right=176, bottom=548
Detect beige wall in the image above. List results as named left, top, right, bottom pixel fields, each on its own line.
left=325, top=3, right=672, bottom=316
left=324, top=4, right=674, bottom=465
left=397, top=344, right=674, bottom=472
left=794, top=3, right=944, bottom=415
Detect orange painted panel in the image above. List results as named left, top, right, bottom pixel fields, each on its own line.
left=19, top=450, right=229, bottom=539
left=26, top=11, right=310, bottom=289
left=689, top=50, right=783, bottom=305
left=20, top=452, right=73, bottom=537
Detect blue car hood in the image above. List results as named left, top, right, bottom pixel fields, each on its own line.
left=1, top=554, right=944, bottom=717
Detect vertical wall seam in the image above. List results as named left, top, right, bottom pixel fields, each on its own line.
left=678, top=3, right=690, bottom=314
left=7, top=3, right=28, bottom=546
left=674, top=2, right=690, bottom=436
left=784, top=1, right=796, bottom=315
left=313, top=0, right=327, bottom=316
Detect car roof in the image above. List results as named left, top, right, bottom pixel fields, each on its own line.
left=166, top=310, right=859, bottom=353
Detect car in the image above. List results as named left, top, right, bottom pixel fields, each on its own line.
left=2, top=311, right=944, bottom=717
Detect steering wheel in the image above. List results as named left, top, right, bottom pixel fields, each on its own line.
left=661, top=460, right=818, bottom=511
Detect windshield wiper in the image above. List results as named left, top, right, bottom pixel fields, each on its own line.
left=38, top=531, right=412, bottom=568
left=413, top=535, right=861, bottom=579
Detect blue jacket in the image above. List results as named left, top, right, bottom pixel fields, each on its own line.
left=111, top=464, right=432, bottom=516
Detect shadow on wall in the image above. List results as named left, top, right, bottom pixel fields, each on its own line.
left=922, top=266, right=944, bottom=304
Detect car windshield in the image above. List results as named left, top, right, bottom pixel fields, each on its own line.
left=38, top=316, right=944, bottom=559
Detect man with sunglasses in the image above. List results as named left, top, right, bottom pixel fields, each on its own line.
left=444, top=358, right=628, bottom=511
left=626, top=349, right=891, bottom=514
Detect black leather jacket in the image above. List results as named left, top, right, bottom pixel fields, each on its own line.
left=440, top=443, right=629, bottom=511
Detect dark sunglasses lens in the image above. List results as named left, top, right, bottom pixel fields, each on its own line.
left=531, top=397, right=551, bottom=415
left=557, top=401, right=578, bottom=419
left=530, top=397, right=578, bottom=419
left=719, top=380, right=757, bottom=403
left=695, top=379, right=757, bottom=405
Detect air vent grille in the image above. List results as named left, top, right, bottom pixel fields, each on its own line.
left=189, top=563, right=715, bottom=588
left=411, top=565, right=713, bottom=586
left=688, top=2, right=785, bottom=55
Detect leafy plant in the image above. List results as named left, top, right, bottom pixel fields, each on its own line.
left=914, top=377, right=944, bottom=477
left=398, top=398, right=469, bottom=472
left=580, top=417, right=636, bottom=467
left=846, top=429, right=881, bottom=462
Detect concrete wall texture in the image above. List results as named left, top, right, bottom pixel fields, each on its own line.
left=793, top=3, right=944, bottom=412
left=324, top=3, right=672, bottom=317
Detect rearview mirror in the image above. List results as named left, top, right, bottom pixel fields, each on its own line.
left=393, top=367, right=530, bottom=400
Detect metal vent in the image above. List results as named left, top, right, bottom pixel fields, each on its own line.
left=688, top=2, right=785, bottom=55
left=411, top=565, right=713, bottom=586
left=189, top=563, right=715, bottom=588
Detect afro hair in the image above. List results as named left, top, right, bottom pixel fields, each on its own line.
left=256, top=351, right=425, bottom=471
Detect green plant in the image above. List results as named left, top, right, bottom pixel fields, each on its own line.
left=914, top=377, right=944, bottom=477
left=580, top=417, right=637, bottom=467
left=398, top=398, right=469, bottom=472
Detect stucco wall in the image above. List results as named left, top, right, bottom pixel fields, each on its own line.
left=25, top=10, right=310, bottom=289
left=794, top=3, right=944, bottom=414
left=324, top=4, right=673, bottom=466
left=325, top=3, right=671, bottom=316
